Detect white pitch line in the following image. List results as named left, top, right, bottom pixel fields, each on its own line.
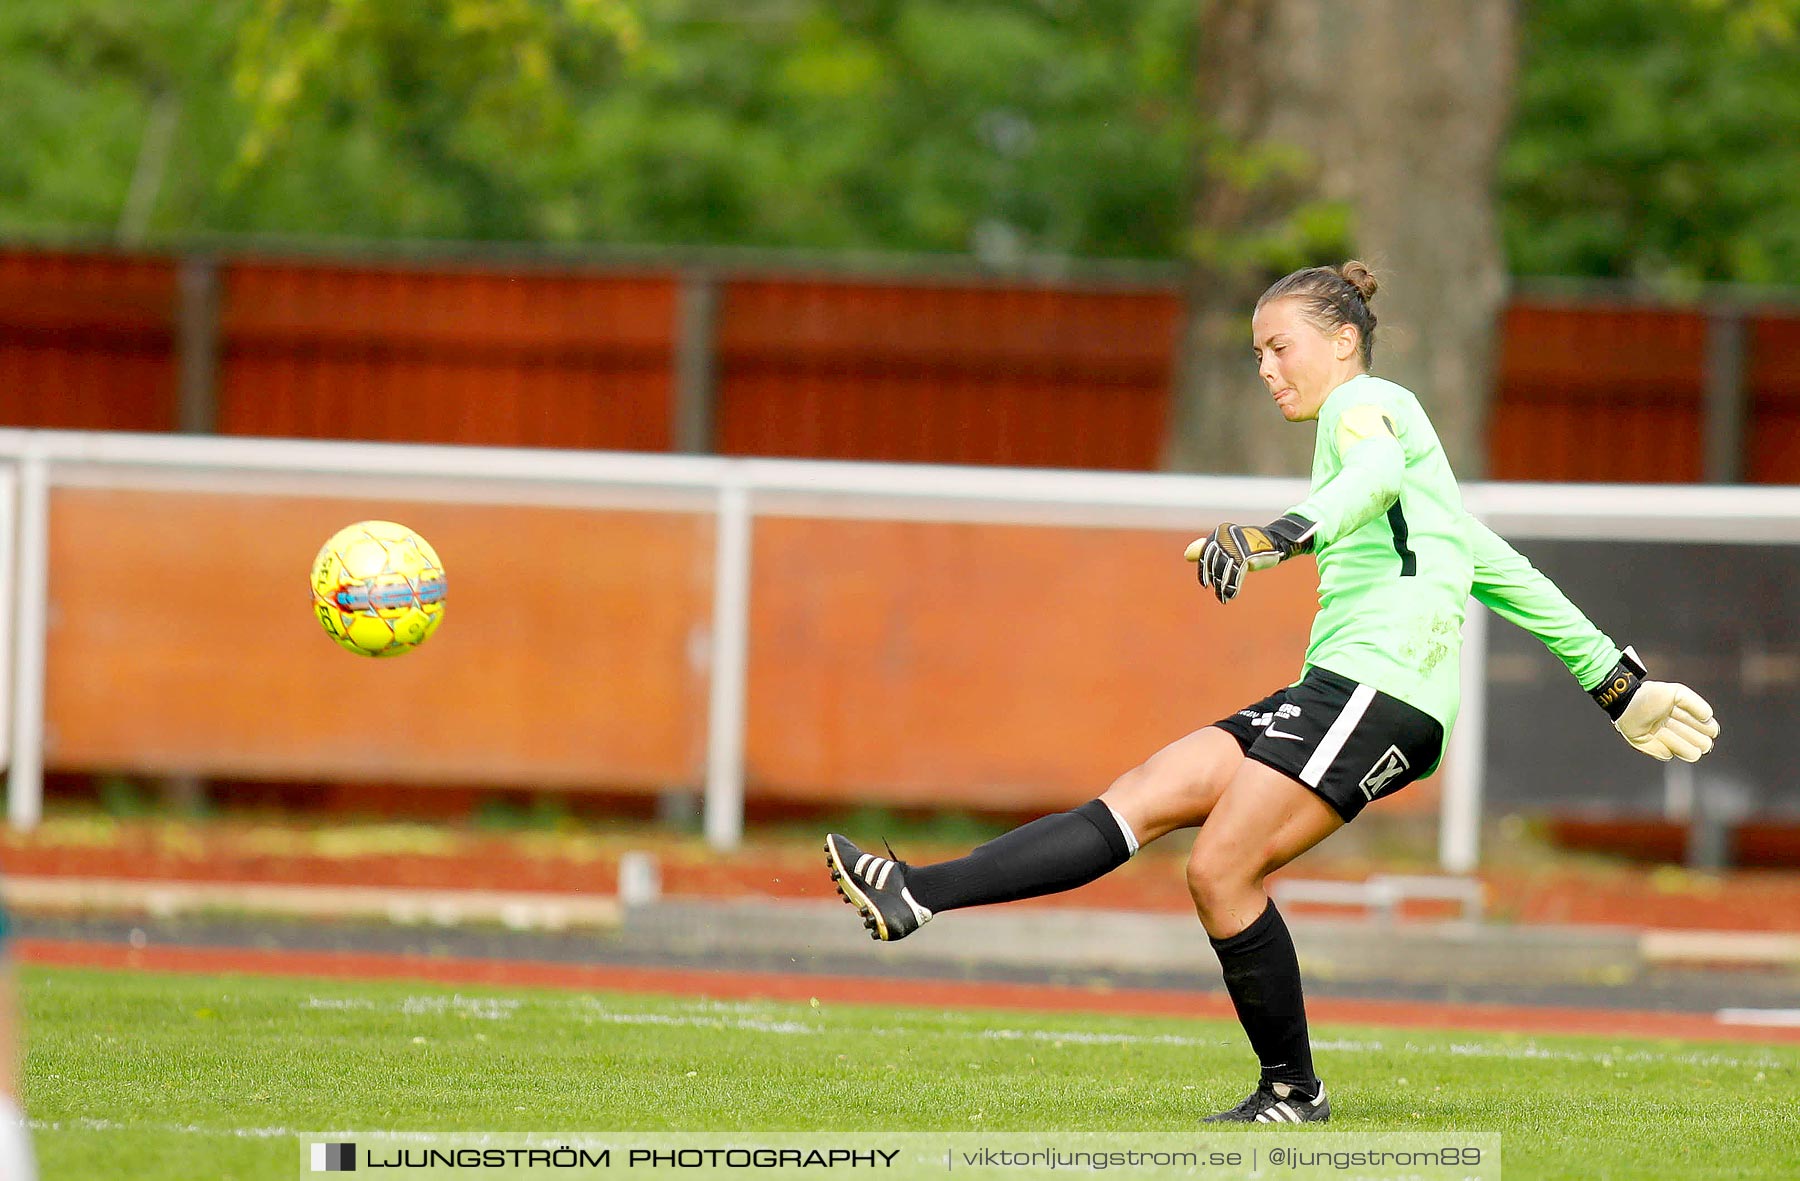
left=31, top=1118, right=350, bottom=1141
left=1716, top=1009, right=1800, bottom=1028
left=579, top=1009, right=1787, bottom=1070
left=301, top=994, right=520, bottom=1019
left=584, top=1011, right=821, bottom=1036
left=30, top=1119, right=600, bottom=1146
left=286, top=992, right=1796, bottom=1071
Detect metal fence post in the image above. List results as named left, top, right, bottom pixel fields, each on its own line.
left=704, top=477, right=752, bottom=849
left=0, top=468, right=15, bottom=775
left=1703, top=309, right=1747, bottom=484
left=9, top=447, right=49, bottom=830
left=1440, top=600, right=1488, bottom=873
left=176, top=255, right=222, bottom=435
left=674, top=271, right=721, bottom=454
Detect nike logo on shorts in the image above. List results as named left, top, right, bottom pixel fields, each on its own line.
left=1263, top=723, right=1306, bottom=742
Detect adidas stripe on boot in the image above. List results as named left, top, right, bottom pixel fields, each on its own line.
left=1203, top=1081, right=1329, bottom=1124
left=824, top=834, right=933, bottom=942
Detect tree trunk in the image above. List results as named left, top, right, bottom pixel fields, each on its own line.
left=1167, top=0, right=1516, bottom=478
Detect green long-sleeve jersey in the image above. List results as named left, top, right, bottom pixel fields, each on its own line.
left=1284, top=374, right=1623, bottom=748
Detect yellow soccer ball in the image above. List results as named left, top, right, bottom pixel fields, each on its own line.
left=309, top=520, right=446, bottom=658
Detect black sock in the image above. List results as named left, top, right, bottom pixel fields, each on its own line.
left=1210, top=900, right=1317, bottom=1095
left=904, top=800, right=1132, bottom=914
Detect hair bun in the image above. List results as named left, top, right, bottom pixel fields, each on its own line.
left=1338, top=260, right=1378, bottom=303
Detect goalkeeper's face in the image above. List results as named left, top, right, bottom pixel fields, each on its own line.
left=1252, top=298, right=1363, bottom=423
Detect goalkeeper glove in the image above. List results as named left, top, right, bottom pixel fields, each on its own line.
left=1590, top=646, right=1720, bottom=763
left=1183, top=513, right=1316, bottom=605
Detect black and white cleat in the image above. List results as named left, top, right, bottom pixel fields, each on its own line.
left=824, top=834, right=933, bottom=942
left=1203, top=1080, right=1330, bottom=1124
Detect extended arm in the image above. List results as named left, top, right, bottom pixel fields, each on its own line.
left=1468, top=517, right=1719, bottom=762
left=1185, top=404, right=1402, bottom=603
left=1286, top=405, right=1404, bottom=545
left=1468, top=516, right=1620, bottom=690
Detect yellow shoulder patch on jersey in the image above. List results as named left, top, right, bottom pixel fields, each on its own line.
left=1337, top=403, right=1399, bottom=452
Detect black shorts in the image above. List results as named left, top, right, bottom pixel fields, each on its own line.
left=1211, top=667, right=1444, bottom=823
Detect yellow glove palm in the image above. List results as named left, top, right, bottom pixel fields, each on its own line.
left=1183, top=515, right=1315, bottom=604
left=1615, top=681, right=1719, bottom=762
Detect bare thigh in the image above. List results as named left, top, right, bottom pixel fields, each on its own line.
left=1185, top=757, right=1344, bottom=939
left=1099, top=726, right=1244, bottom=848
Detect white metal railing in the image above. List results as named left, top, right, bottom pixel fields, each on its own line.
left=3, top=429, right=1791, bottom=863
left=1272, top=873, right=1486, bottom=923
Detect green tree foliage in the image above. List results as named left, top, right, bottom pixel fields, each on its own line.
left=0, top=1, right=246, bottom=236
left=546, top=0, right=1198, bottom=258
left=2, top=0, right=1798, bottom=283
left=0, top=0, right=1198, bottom=258
left=1503, top=0, right=1800, bottom=284
left=231, top=0, right=641, bottom=238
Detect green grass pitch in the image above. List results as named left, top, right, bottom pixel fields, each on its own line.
left=23, top=965, right=1800, bottom=1180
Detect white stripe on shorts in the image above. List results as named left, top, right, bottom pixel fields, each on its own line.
left=1299, top=682, right=1376, bottom=787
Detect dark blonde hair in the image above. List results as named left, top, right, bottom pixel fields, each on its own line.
left=1256, top=261, right=1379, bottom=369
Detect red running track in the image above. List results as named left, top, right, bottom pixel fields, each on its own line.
left=17, top=938, right=1799, bottom=1046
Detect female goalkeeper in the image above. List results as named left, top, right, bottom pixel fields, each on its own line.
left=824, top=261, right=1719, bottom=1124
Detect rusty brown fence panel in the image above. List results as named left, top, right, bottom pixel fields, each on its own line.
left=1490, top=302, right=1709, bottom=482
left=713, top=276, right=1181, bottom=470
left=45, top=489, right=713, bottom=789
left=0, top=248, right=179, bottom=431
left=1748, top=314, right=1800, bottom=483
left=215, top=259, right=680, bottom=451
